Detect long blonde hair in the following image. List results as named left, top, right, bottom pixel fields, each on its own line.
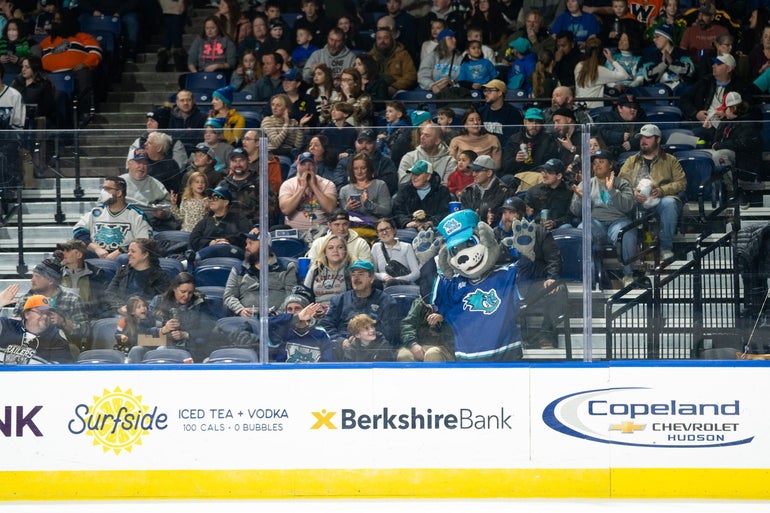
left=182, top=171, right=209, bottom=201
left=576, top=38, right=603, bottom=88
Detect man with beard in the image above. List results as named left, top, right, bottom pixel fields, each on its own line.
left=0, top=287, right=75, bottom=363
left=320, top=260, right=399, bottom=349
left=13, top=258, right=89, bottom=348
left=368, top=27, right=416, bottom=96
left=224, top=227, right=298, bottom=317
left=301, top=27, right=356, bottom=83
left=218, top=147, right=278, bottom=226
left=618, top=124, right=686, bottom=261
left=551, top=107, right=582, bottom=165
left=39, top=10, right=101, bottom=124
left=385, top=0, right=418, bottom=59
left=478, top=79, right=524, bottom=147
left=241, top=129, right=282, bottom=196
left=552, top=31, right=582, bottom=88
left=502, top=108, right=560, bottom=181
left=73, top=176, right=151, bottom=259
left=167, top=89, right=208, bottom=154
left=188, top=186, right=252, bottom=252
left=397, top=123, right=456, bottom=185
left=679, top=2, right=728, bottom=66
left=542, top=85, right=592, bottom=129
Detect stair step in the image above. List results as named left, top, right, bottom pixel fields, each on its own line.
left=0, top=226, right=75, bottom=248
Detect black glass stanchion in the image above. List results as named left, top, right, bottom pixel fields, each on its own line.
left=15, top=184, right=26, bottom=277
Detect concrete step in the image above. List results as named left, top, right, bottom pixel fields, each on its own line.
left=105, top=91, right=175, bottom=104
left=0, top=226, right=74, bottom=249
left=20, top=177, right=102, bottom=199
left=5, top=201, right=95, bottom=224
left=0, top=253, right=50, bottom=277
left=91, top=112, right=150, bottom=125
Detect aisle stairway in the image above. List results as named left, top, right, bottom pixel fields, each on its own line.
left=0, top=9, right=214, bottom=285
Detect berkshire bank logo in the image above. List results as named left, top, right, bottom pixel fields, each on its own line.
left=67, top=387, right=168, bottom=454
left=311, top=407, right=513, bottom=431
left=542, top=387, right=754, bottom=448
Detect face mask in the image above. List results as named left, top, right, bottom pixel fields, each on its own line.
left=98, top=189, right=113, bottom=204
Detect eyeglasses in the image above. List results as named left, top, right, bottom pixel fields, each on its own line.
left=482, top=89, right=498, bottom=94
left=377, top=227, right=393, bottom=234
left=208, top=196, right=222, bottom=201
left=241, top=137, right=257, bottom=141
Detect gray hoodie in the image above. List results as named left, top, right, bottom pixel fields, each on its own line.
left=397, top=142, right=457, bottom=185
left=301, top=45, right=357, bottom=83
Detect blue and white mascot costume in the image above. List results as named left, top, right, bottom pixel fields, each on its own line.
left=424, top=209, right=535, bottom=362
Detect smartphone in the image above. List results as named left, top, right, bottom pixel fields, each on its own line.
left=350, top=194, right=361, bottom=203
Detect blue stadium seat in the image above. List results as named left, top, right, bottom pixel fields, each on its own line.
left=78, top=349, right=126, bottom=364
left=80, top=15, right=121, bottom=36
left=644, top=105, right=683, bottom=124
left=197, top=285, right=228, bottom=318
left=241, top=110, right=263, bottom=129
left=233, top=91, right=255, bottom=103
left=159, top=257, right=185, bottom=280
left=394, top=90, right=436, bottom=112
left=627, top=84, right=672, bottom=106
left=194, top=264, right=235, bottom=287
left=141, top=347, right=193, bottom=364
left=183, top=72, right=227, bottom=94
left=85, top=258, right=120, bottom=283
left=281, top=12, right=301, bottom=29
left=505, top=89, right=527, bottom=102
left=206, top=347, right=259, bottom=363
left=196, top=244, right=245, bottom=262
left=89, top=317, right=121, bottom=350
left=271, top=237, right=307, bottom=258
left=552, top=228, right=584, bottom=282
left=678, top=156, right=715, bottom=203
left=761, top=103, right=770, bottom=152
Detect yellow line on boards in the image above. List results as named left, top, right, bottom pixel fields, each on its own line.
left=1, top=468, right=768, bottom=501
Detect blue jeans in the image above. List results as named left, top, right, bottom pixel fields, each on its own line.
left=582, top=218, right=637, bottom=277
left=649, top=196, right=682, bottom=252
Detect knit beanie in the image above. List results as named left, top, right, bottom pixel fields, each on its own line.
left=33, top=258, right=62, bottom=284
left=213, top=85, right=234, bottom=107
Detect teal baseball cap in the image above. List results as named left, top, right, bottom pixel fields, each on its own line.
left=524, top=107, right=544, bottom=121
left=349, top=260, right=374, bottom=273
left=438, top=209, right=479, bottom=251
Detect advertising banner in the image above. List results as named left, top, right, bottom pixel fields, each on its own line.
left=0, top=363, right=766, bottom=500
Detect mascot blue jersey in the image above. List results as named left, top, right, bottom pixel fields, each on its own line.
left=432, top=264, right=522, bottom=361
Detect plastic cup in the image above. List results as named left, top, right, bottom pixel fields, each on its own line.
left=449, top=201, right=461, bottom=213
left=297, top=257, right=311, bottom=280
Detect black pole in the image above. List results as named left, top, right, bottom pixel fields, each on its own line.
left=73, top=99, right=84, bottom=199
left=15, top=183, right=26, bottom=277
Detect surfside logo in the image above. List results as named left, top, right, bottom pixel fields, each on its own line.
left=543, top=387, right=754, bottom=448
left=311, top=407, right=513, bottom=431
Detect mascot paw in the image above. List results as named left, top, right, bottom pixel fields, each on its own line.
left=506, top=219, right=536, bottom=261
left=413, top=228, right=443, bottom=264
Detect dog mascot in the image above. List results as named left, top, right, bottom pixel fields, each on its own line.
left=417, top=209, right=535, bottom=361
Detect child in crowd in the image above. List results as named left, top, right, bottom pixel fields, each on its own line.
left=170, top=170, right=210, bottom=232
left=33, top=0, right=56, bottom=35
left=320, top=101, right=357, bottom=158
left=464, top=26, right=496, bottom=63
left=506, top=37, right=536, bottom=95
left=308, top=63, right=335, bottom=125
left=230, top=49, right=260, bottom=94
left=377, top=99, right=412, bottom=165
left=292, top=26, right=318, bottom=68
left=337, top=314, right=394, bottom=362
left=268, top=19, right=291, bottom=52
left=114, top=296, right=154, bottom=354
left=435, top=107, right=459, bottom=144
left=447, top=149, right=477, bottom=196
left=457, top=40, right=498, bottom=91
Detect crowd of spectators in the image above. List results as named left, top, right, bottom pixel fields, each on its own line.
left=1, top=0, right=769, bottom=363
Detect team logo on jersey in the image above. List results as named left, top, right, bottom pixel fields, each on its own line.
left=462, top=288, right=501, bottom=315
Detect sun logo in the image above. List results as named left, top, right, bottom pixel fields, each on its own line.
left=82, top=387, right=162, bottom=455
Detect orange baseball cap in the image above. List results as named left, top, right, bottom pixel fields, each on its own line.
left=23, top=295, right=52, bottom=311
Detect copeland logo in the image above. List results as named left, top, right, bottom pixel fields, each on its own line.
left=542, top=387, right=754, bottom=448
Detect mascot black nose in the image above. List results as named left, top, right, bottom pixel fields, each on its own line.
left=457, top=255, right=469, bottom=265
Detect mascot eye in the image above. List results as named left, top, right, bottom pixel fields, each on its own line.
left=448, top=236, right=479, bottom=257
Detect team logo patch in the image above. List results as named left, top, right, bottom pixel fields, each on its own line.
left=462, top=288, right=501, bottom=315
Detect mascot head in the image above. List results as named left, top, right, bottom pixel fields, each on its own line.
left=437, top=209, right=500, bottom=281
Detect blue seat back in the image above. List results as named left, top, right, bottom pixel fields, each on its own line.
left=85, top=258, right=120, bottom=283
left=678, top=156, right=715, bottom=202
left=644, top=105, right=683, bottom=124
left=193, top=264, right=234, bottom=287
left=78, top=349, right=126, bottom=364
left=197, top=285, right=228, bottom=318
left=159, top=257, right=185, bottom=280
left=80, top=15, right=121, bottom=36
left=142, top=347, right=193, bottom=364
left=183, top=72, right=227, bottom=94
left=552, top=229, right=584, bottom=282
left=89, top=317, right=121, bottom=350
left=207, top=347, right=259, bottom=363
left=196, top=244, right=244, bottom=262
left=627, top=84, right=672, bottom=105
left=271, top=237, right=307, bottom=258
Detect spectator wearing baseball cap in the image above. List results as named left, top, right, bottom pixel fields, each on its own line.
left=391, top=158, right=452, bottom=230
left=460, top=154, right=516, bottom=228
left=57, top=239, right=114, bottom=320
left=593, top=94, right=648, bottom=157
left=618, top=123, right=686, bottom=261
left=13, top=258, right=89, bottom=349
left=188, top=186, right=253, bottom=252
left=224, top=226, right=298, bottom=318
left=524, top=158, right=575, bottom=231
left=705, top=91, right=762, bottom=177
left=417, top=25, right=462, bottom=96
left=680, top=48, right=753, bottom=140
left=0, top=285, right=75, bottom=363
left=306, top=208, right=373, bottom=265
left=181, top=143, right=220, bottom=192
left=679, top=1, right=728, bottom=66
left=278, top=150, right=338, bottom=232
left=571, top=148, right=638, bottom=287
left=333, top=127, right=400, bottom=196
left=478, top=79, right=524, bottom=146
left=502, top=107, right=560, bottom=181
left=505, top=37, right=537, bottom=95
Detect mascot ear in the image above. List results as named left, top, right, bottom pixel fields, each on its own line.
left=476, top=221, right=500, bottom=265
left=437, top=246, right=455, bottom=279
